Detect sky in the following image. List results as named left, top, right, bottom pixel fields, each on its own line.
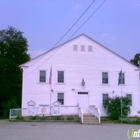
left=0, top=0, right=140, bottom=61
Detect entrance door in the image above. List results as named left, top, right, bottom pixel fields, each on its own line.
left=78, top=92, right=89, bottom=114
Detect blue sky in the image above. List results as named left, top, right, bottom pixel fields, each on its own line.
left=0, top=0, right=140, bottom=61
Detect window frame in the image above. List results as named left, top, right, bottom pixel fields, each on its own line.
left=73, top=45, right=78, bottom=51
left=126, top=94, right=132, bottom=106
left=57, top=71, right=64, bottom=83
left=102, top=72, right=109, bottom=84
left=39, top=70, right=46, bottom=83
left=56, top=70, right=65, bottom=84
left=101, top=71, right=109, bottom=85
left=88, top=45, right=92, bottom=52
left=81, top=45, right=85, bottom=51
left=102, top=94, right=109, bottom=106
left=57, top=93, right=64, bottom=105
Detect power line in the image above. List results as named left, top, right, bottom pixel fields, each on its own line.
left=24, top=0, right=96, bottom=76
left=24, top=0, right=106, bottom=77
left=52, top=0, right=95, bottom=48
left=68, top=0, right=106, bottom=40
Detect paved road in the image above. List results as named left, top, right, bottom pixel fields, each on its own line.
left=0, top=120, right=140, bottom=140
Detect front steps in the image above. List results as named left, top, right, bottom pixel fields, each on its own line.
left=82, top=114, right=100, bottom=125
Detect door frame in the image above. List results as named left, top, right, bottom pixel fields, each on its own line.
left=77, top=91, right=89, bottom=114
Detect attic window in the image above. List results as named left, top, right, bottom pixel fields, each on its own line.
left=73, top=45, right=78, bottom=51
left=88, top=45, right=92, bottom=52
left=81, top=45, right=85, bottom=51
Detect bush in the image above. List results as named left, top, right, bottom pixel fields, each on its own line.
left=16, top=115, right=24, bottom=120
left=67, top=115, right=74, bottom=120
left=30, top=116, right=37, bottom=120
left=2, top=97, right=19, bottom=117
left=104, top=96, right=131, bottom=120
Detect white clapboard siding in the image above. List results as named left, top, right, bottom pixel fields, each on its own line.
left=21, top=34, right=140, bottom=116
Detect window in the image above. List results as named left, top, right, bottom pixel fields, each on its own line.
left=58, top=71, right=64, bottom=83
left=118, top=72, right=125, bottom=84
left=102, top=72, right=108, bottom=84
left=81, top=45, right=85, bottom=51
left=73, top=45, right=78, bottom=51
left=126, top=94, right=132, bottom=106
left=78, top=92, right=88, bottom=94
left=58, top=93, right=64, bottom=105
left=88, top=45, right=92, bottom=52
left=39, top=70, right=46, bottom=82
left=103, top=94, right=108, bottom=105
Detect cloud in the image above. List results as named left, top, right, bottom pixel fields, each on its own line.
left=102, top=33, right=116, bottom=41
left=28, top=50, right=46, bottom=59
left=73, top=4, right=82, bottom=12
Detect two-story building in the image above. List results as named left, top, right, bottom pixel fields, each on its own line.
left=20, top=34, right=140, bottom=120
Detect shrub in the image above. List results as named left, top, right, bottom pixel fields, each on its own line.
left=30, top=116, right=37, bottom=120
left=67, top=115, right=74, bottom=120
left=16, top=115, right=24, bottom=120
left=104, top=96, right=131, bottom=120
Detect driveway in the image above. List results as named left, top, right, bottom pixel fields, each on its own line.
left=0, top=120, right=139, bottom=140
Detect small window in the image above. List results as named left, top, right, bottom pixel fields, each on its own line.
left=118, top=72, right=125, bottom=84
left=73, top=45, right=78, bottom=51
left=88, top=45, right=92, bottom=52
left=102, top=72, right=108, bottom=84
left=103, top=94, right=108, bottom=105
left=81, top=45, right=85, bottom=51
left=58, top=71, right=64, bottom=83
left=39, top=70, right=46, bottom=82
left=126, top=94, right=132, bottom=106
left=58, top=93, right=64, bottom=105
left=78, top=92, right=88, bottom=94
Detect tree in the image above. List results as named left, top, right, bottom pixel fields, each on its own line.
left=0, top=26, right=30, bottom=117
left=104, top=96, right=131, bottom=120
left=130, top=53, right=140, bottom=67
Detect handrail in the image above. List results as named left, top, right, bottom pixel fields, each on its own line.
left=90, top=105, right=101, bottom=123
left=97, top=108, right=101, bottom=123
left=78, top=107, right=83, bottom=123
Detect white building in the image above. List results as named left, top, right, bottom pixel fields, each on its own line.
left=20, top=34, right=140, bottom=121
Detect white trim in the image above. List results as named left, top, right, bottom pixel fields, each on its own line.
left=101, top=93, right=109, bottom=106
left=55, top=70, right=66, bottom=84
left=101, top=71, right=110, bottom=85
left=20, top=34, right=139, bottom=69
left=38, top=69, right=48, bottom=84
left=88, top=45, right=93, bottom=52
left=56, top=92, right=65, bottom=105
left=73, top=45, right=78, bottom=51
left=81, top=45, right=85, bottom=52
left=77, top=91, right=89, bottom=113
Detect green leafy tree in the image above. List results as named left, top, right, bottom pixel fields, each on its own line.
left=130, top=53, right=140, bottom=67
left=104, top=96, right=131, bottom=120
left=0, top=26, right=30, bottom=117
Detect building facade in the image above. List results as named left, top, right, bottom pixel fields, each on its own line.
left=20, top=34, right=140, bottom=117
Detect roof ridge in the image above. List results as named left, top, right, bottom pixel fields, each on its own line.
left=20, top=33, right=139, bottom=69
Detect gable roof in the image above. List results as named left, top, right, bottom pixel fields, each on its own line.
left=20, top=34, right=139, bottom=69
